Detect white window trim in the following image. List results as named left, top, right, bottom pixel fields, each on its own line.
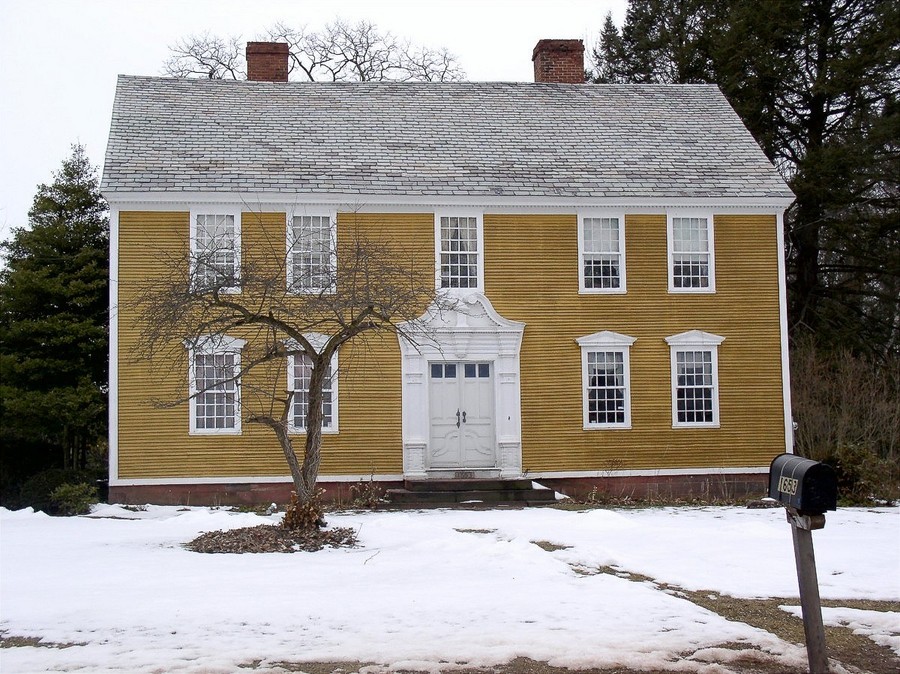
left=578, top=212, right=627, bottom=294
left=434, top=211, right=485, bottom=294
left=286, top=211, right=337, bottom=294
left=189, top=207, right=242, bottom=294
left=286, top=333, right=339, bottom=434
left=576, top=330, right=636, bottom=429
left=665, top=330, right=724, bottom=428
left=187, top=334, right=246, bottom=435
left=667, top=212, right=716, bottom=293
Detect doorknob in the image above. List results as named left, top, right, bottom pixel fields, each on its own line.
left=456, top=409, right=460, bottom=428
left=462, top=411, right=467, bottom=423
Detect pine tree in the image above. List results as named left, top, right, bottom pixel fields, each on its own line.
left=590, top=0, right=900, bottom=357
left=592, top=13, right=628, bottom=83
left=0, top=145, right=109, bottom=480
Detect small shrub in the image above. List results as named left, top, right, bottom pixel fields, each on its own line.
left=18, top=468, right=99, bottom=514
left=818, top=444, right=900, bottom=505
left=791, top=339, right=899, bottom=503
left=49, top=482, right=98, bottom=516
left=348, top=476, right=384, bottom=508
left=283, top=490, right=325, bottom=532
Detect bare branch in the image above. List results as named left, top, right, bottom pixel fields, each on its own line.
left=168, top=18, right=465, bottom=82
left=163, top=32, right=245, bottom=80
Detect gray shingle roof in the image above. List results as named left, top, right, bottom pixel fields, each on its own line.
left=101, top=75, right=793, bottom=201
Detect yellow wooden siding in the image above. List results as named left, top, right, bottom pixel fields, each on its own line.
left=483, top=213, right=785, bottom=472
left=116, top=211, right=433, bottom=479
left=117, top=209, right=785, bottom=480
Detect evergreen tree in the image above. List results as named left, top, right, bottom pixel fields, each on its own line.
left=591, top=0, right=900, bottom=357
left=593, top=13, right=628, bottom=84
left=593, top=0, right=717, bottom=85
left=0, top=145, right=109, bottom=481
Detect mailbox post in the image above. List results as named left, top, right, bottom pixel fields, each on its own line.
left=769, top=454, right=838, bottom=674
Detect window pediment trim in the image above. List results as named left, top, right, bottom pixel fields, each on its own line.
left=665, top=330, right=725, bottom=347
left=284, top=332, right=330, bottom=356
left=576, top=330, right=637, bottom=348
left=184, top=334, right=247, bottom=354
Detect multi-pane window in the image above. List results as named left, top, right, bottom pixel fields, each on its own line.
left=586, top=351, right=626, bottom=425
left=670, top=216, right=714, bottom=291
left=666, top=331, right=723, bottom=427
left=577, top=331, right=635, bottom=429
left=430, top=363, right=491, bottom=379
left=674, top=351, right=715, bottom=423
left=188, top=336, right=245, bottom=434
left=289, top=354, right=337, bottom=432
left=439, top=215, right=480, bottom=289
left=193, top=213, right=239, bottom=291
left=288, top=215, right=335, bottom=292
left=581, top=216, right=625, bottom=291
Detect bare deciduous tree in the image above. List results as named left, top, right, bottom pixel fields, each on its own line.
left=131, top=213, right=449, bottom=528
left=164, top=32, right=246, bottom=80
left=791, top=336, right=900, bottom=501
left=164, top=18, right=465, bottom=82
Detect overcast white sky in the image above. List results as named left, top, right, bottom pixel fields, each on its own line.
left=0, top=0, right=626, bottom=243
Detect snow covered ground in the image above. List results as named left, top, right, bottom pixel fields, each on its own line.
left=1, top=504, right=897, bottom=673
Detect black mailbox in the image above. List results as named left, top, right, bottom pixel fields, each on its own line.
left=769, top=453, right=837, bottom=514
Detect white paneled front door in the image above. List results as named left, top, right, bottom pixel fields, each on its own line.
left=429, top=362, right=495, bottom=468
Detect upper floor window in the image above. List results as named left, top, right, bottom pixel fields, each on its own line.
left=668, top=214, right=715, bottom=292
left=665, top=330, right=724, bottom=427
left=191, top=210, right=240, bottom=293
left=579, top=214, right=626, bottom=293
left=288, top=351, right=338, bottom=433
left=187, top=335, right=246, bottom=435
left=288, top=214, right=336, bottom=293
left=436, top=213, right=483, bottom=291
left=576, top=330, right=636, bottom=429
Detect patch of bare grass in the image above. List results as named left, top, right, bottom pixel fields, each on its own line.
left=587, top=564, right=900, bottom=674
left=530, top=540, right=572, bottom=552
left=0, top=632, right=84, bottom=649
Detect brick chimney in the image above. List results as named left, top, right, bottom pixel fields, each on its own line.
left=532, top=39, right=585, bottom=84
left=246, top=42, right=289, bottom=82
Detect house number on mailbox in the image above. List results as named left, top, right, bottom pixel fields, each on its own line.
left=778, top=475, right=799, bottom=495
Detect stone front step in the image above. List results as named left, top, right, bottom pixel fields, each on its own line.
left=385, top=479, right=557, bottom=508
left=403, top=478, right=534, bottom=492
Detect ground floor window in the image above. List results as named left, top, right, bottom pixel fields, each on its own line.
left=665, top=330, right=724, bottom=427
left=188, top=335, right=246, bottom=434
left=576, top=330, right=636, bottom=429
left=288, top=352, right=338, bottom=433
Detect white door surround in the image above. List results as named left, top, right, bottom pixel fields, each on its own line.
left=398, top=293, right=526, bottom=479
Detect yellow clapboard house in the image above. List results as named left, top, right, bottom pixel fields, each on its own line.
left=102, top=41, right=794, bottom=504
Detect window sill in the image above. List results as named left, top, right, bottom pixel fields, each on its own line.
left=438, top=286, right=482, bottom=296
left=672, top=422, right=720, bottom=429
left=190, top=428, right=242, bottom=436
left=287, top=428, right=340, bottom=436
left=579, top=288, right=627, bottom=295
left=667, top=287, right=716, bottom=295
left=286, top=287, right=337, bottom=295
left=584, top=424, right=631, bottom=431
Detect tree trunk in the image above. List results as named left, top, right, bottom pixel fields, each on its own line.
left=248, top=354, right=330, bottom=509
left=271, top=420, right=304, bottom=498
left=298, top=354, right=328, bottom=502
left=790, top=199, right=823, bottom=335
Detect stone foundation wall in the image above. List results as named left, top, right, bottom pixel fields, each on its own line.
left=538, top=474, right=768, bottom=502
left=109, top=473, right=766, bottom=506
